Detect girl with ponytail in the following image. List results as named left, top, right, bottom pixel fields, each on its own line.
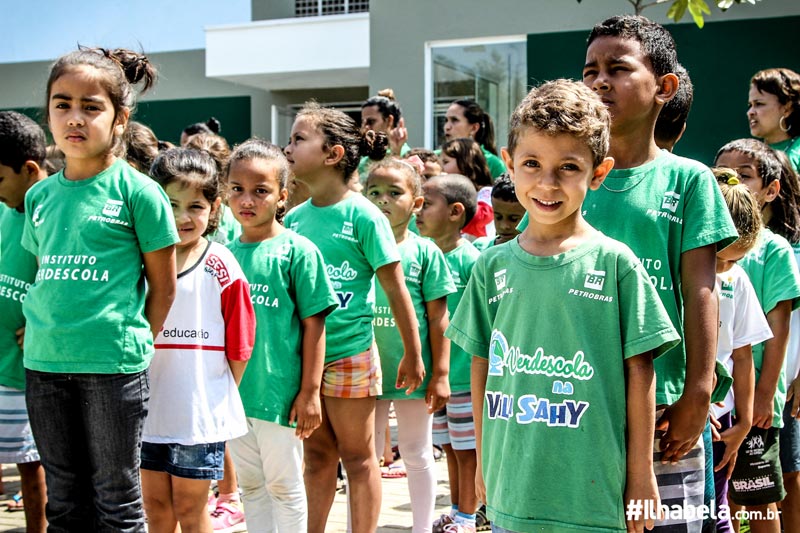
left=21, top=47, right=179, bottom=530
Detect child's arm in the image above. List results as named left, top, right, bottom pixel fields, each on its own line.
left=657, top=244, right=717, bottom=462
left=625, top=351, right=659, bottom=533
left=471, top=355, right=488, bottom=506
left=143, top=246, right=177, bottom=338
left=425, top=296, right=450, bottom=414
left=290, top=313, right=326, bottom=439
left=715, top=345, right=755, bottom=478
left=376, top=262, right=423, bottom=393
left=787, top=374, right=800, bottom=419
left=753, top=299, right=792, bottom=429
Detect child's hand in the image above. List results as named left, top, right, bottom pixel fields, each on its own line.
left=388, top=117, right=408, bottom=157
left=752, top=391, right=773, bottom=429
left=396, top=353, right=425, bottom=395
left=625, top=471, right=660, bottom=533
left=289, top=390, right=322, bottom=440
left=475, top=463, right=487, bottom=506
left=15, top=327, right=25, bottom=349
left=425, top=374, right=450, bottom=414
left=786, top=376, right=800, bottom=419
left=714, top=422, right=748, bottom=479
left=709, top=413, right=721, bottom=441
left=655, top=397, right=707, bottom=463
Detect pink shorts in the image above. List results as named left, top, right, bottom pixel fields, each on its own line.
left=321, top=346, right=382, bottom=399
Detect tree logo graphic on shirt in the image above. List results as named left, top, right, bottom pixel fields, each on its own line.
left=661, top=191, right=681, bottom=213
left=31, top=204, right=45, bottom=227
left=583, top=270, right=606, bottom=291
left=488, top=329, right=508, bottom=376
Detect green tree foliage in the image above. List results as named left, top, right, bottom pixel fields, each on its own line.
left=575, top=0, right=761, bottom=27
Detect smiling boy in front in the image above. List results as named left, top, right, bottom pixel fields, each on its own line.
left=446, top=79, right=680, bottom=533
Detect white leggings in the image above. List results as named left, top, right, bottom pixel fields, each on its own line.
left=375, top=399, right=436, bottom=533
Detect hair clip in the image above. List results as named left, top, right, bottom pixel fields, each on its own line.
left=727, top=176, right=740, bottom=185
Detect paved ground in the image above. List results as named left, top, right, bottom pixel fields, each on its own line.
left=0, top=459, right=453, bottom=532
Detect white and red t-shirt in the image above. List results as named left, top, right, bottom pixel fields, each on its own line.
left=143, top=241, right=255, bottom=445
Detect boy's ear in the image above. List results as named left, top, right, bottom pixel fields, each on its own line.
left=655, top=72, right=680, bottom=106
left=22, top=160, right=43, bottom=182
left=449, top=201, right=465, bottom=221
left=589, top=157, right=615, bottom=190
left=501, top=148, right=514, bottom=180
left=325, top=144, right=346, bottom=166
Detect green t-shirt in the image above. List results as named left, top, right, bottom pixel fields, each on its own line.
left=772, top=137, right=800, bottom=174
left=739, top=228, right=800, bottom=428
left=21, top=159, right=179, bottom=374
left=373, top=233, right=456, bottom=399
left=482, top=146, right=506, bottom=180
left=0, top=208, right=38, bottom=389
left=285, top=193, right=400, bottom=363
left=229, top=230, right=337, bottom=426
left=520, top=150, right=737, bottom=404
left=210, top=204, right=242, bottom=245
left=472, top=236, right=496, bottom=252
left=445, top=240, right=481, bottom=392
left=447, top=235, right=679, bottom=533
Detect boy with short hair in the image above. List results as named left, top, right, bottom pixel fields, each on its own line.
left=654, top=63, right=694, bottom=152
left=0, top=110, right=49, bottom=532
left=473, top=174, right=525, bottom=252
left=416, top=174, right=481, bottom=532
left=581, top=15, right=738, bottom=532
left=448, top=79, right=680, bottom=533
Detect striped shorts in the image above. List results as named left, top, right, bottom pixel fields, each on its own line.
left=650, top=409, right=705, bottom=533
left=0, top=385, right=39, bottom=464
left=431, top=391, right=475, bottom=451
left=321, top=346, right=382, bottom=399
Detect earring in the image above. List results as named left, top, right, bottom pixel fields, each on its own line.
left=780, top=116, right=791, bottom=133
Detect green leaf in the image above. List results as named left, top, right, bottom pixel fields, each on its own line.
left=688, top=0, right=711, bottom=27
left=667, top=0, right=689, bottom=22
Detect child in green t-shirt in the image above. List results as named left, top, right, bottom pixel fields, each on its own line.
left=283, top=102, right=423, bottom=533
left=224, top=139, right=337, bottom=531
left=365, top=158, right=456, bottom=530
left=0, top=110, right=49, bottom=531
left=21, top=48, right=178, bottom=530
left=449, top=79, right=679, bottom=533
left=715, top=139, right=800, bottom=531
left=416, top=173, right=482, bottom=531
left=473, top=175, right=525, bottom=252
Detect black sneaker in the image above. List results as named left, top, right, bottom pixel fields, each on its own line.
left=475, top=504, right=491, bottom=531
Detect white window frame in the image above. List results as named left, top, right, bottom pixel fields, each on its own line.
left=424, top=34, right=526, bottom=150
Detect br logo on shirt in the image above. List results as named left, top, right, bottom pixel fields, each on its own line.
left=342, top=221, right=354, bottom=236
left=661, top=191, right=681, bottom=213
left=584, top=270, right=606, bottom=291
left=205, top=254, right=231, bottom=287
left=494, top=269, right=507, bottom=291
left=102, top=199, right=124, bottom=217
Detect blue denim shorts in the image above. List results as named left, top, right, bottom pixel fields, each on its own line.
left=141, top=441, right=225, bottom=480
left=781, top=402, right=800, bottom=473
